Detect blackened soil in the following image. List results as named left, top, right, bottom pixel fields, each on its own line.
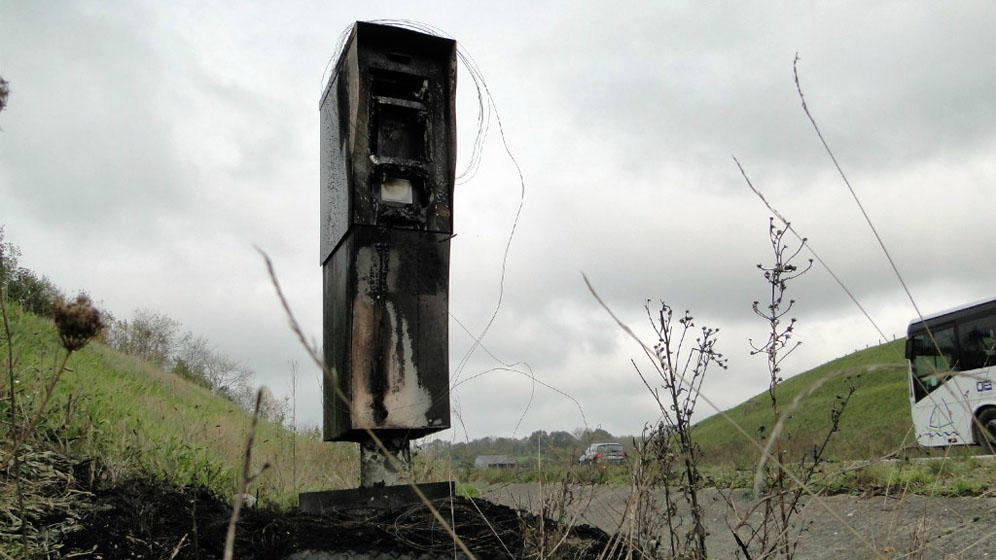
left=60, top=478, right=616, bottom=560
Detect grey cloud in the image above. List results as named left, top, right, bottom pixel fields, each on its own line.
left=0, top=4, right=195, bottom=239
left=525, top=3, right=996, bottom=183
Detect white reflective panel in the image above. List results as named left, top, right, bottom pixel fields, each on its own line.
left=381, top=177, right=413, bottom=204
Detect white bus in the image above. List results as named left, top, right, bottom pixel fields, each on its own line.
left=905, top=298, right=996, bottom=449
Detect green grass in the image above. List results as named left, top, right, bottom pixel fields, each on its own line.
left=462, top=464, right=631, bottom=485
left=817, top=455, right=996, bottom=497
left=692, top=339, right=914, bottom=467
left=1, top=303, right=357, bottom=509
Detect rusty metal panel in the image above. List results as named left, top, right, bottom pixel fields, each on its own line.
left=320, top=22, right=457, bottom=264
left=323, top=226, right=451, bottom=442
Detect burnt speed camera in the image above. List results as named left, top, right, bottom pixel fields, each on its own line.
left=320, top=22, right=455, bottom=443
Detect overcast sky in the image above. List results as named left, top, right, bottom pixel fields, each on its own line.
left=2, top=2, right=994, bottom=443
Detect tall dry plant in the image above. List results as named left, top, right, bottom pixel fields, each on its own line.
left=630, top=302, right=726, bottom=559
left=725, top=219, right=859, bottom=560
left=626, top=425, right=677, bottom=558
left=223, top=388, right=270, bottom=560
left=0, top=235, right=28, bottom=558
left=751, top=218, right=812, bottom=492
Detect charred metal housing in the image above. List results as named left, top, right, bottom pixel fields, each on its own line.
left=320, top=22, right=455, bottom=443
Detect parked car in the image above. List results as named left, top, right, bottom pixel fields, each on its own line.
left=578, top=442, right=626, bottom=464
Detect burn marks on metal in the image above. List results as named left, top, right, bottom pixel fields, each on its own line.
left=323, top=222, right=452, bottom=442
left=321, top=22, right=455, bottom=443
left=320, top=22, right=456, bottom=264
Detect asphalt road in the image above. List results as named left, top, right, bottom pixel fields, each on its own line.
left=483, top=484, right=996, bottom=559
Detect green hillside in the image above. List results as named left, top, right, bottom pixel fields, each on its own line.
left=1, top=303, right=356, bottom=509
left=692, top=339, right=914, bottom=467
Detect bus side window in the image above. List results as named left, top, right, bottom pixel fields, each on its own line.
left=934, top=325, right=958, bottom=372
left=959, top=318, right=996, bottom=370
left=961, top=328, right=985, bottom=370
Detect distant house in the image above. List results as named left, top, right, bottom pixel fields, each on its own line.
left=474, top=455, right=517, bottom=469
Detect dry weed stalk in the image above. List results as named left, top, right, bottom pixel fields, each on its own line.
left=533, top=470, right=592, bottom=559
left=628, top=302, right=726, bottom=559
left=723, top=219, right=864, bottom=560
left=1, top=244, right=13, bottom=432
left=622, top=425, right=677, bottom=559
left=223, top=388, right=270, bottom=560
left=0, top=243, right=27, bottom=560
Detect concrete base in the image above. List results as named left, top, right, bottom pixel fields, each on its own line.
left=299, top=481, right=455, bottom=515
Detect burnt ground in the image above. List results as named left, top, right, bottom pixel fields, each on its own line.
left=52, top=477, right=617, bottom=560
left=3, top=446, right=616, bottom=559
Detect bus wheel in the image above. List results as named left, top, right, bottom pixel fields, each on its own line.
left=977, top=408, right=996, bottom=454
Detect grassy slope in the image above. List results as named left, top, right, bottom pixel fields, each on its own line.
left=3, top=304, right=356, bottom=508
left=692, top=339, right=914, bottom=466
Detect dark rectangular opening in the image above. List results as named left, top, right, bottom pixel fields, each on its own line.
left=373, top=103, right=425, bottom=161
left=371, top=69, right=426, bottom=102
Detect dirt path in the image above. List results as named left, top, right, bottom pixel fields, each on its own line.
left=483, top=484, right=996, bottom=559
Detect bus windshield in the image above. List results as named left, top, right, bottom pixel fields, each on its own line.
left=906, top=300, right=996, bottom=402
left=906, top=324, right=956, bottom=401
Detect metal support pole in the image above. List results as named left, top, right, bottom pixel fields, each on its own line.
left=359, top=436, right=411, bottom=487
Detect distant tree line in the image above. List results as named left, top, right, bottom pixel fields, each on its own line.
left=1, top=227, right=64, bottom=318
left=0, top=226, right=290, bottom=425
left=419, top=427, right=632, bottom=468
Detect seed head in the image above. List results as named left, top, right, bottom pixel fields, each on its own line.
left=53, top=294, right=105, bottom=351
